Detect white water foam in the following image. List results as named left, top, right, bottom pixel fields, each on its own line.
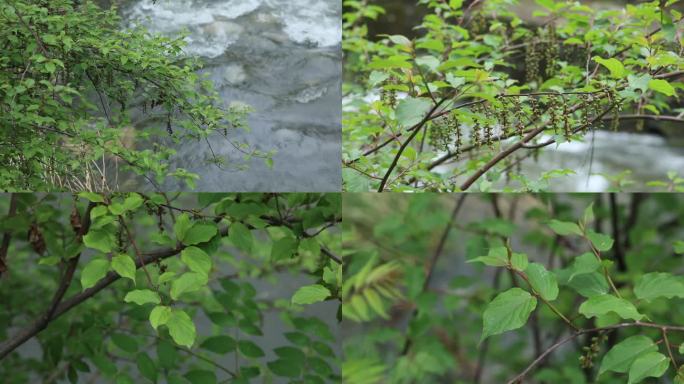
left=267, top=0, right=341, bottom=47
left=125, top=0, right=340, bottom=58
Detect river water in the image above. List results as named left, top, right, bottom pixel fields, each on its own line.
left=120, top=0, right=342, bottom=191
left=430, top=130, right=684, bottom=192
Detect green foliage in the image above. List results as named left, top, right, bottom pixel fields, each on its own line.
left=0, top=1, right=272, bottom=191
left=342, top=193, right=684, bottom=383
left=0, top=193, right=341, bottom=383
left=481, top=287, right=537, bottom=342
left=343, top=0, right=684, bottom=192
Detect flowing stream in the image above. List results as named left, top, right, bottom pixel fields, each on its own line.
left=121, top=0, right=342, bottom=191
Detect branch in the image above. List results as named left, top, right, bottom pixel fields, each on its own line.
left=401, top=195, right=467, bottom=355
left=377, top=99, right=448, bottom=191
left=508, top=321, right=684, bottom=383
left=459, top=102, right=616, bottom=191
left=0, top=202, right=95, bottom=361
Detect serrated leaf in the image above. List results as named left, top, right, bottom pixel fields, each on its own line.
left=292, top=284, right=331, bottom=305
left=634, top=272, right=684, bottom=301
left=599, top=335, right=657, bottom=376
left=395, top=97, right=432, bottom=128
left=167, top=309, right=196, bottom=348
left=180, top=246, right=212, bottom=276
left=111, top=254, right=136, bottom=283
left=124, top=289, right=160, bottom=306
left=579, top=295, right=644, bottom=321
left=481, top=288, right=537, bottom=341
left=526, top=263, right=559, bottom=301
left=628, top=352, right=669, bottom=384
left=81, top=259, right=110, bottom=290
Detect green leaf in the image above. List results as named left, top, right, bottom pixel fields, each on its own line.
left=167, top=309, right=196, bottom=348
left=111, top=333, right=138, bottom=353
left=578, top=295, right=644, bottom=321
left=593, top=57, right=626, bottom=78
left=634, top=272, right=684, bottom=301
left=78, top=193, right=104, bottom=203
left=481, top=288, right=537, bottom=341
left=395, top=97, right=432, bottom=128
left=468, top=246, right=508, bottom=267
left=170, top=272, right=208, bottom=300
left=548, top=220, right=582, bottom=236
left=292, top=284, right=331, bottom=305
left=525, top=263, right=559, bottom=301
left=156, top=340, right=178, bottom=369
left=229, top=222, right=253, bottom=252
left=275, top=346, right=306, bottom=364
left=566, top=272, right=609, bottom=298
left=569, top=252, right=601, bottom=279
left=674, top=241, right=684, bottom=254
left=599, top=335, right=658, bottom=376
left=182, top=223, right=217, bottom=246
left=81, top=259, right=110, bottom=290
left=628, top=352, right=669, bottom=384
left=124, top=289, right=161, bottom=306
left=111, top=254, right=136, bottom=283
left=510, top=252, right=528, bottom=272
left=83, top=229, right=115, bottom=253
left=238, top=340, right=265, bottom=358
left=648, top=79, right=676, bottom=96
left=173, top=213, right=192, bottom=241
left=184, top=370, right=216, bottom=384
left=387, top=34, right=412, bottom=47
left=587, top=231, right=614, bottom=252
left=271, top=236, right=298, bottom=260
left=268, top=358, right=303, bottom=378
left=200, top=336, right=236, bottom=354
left=180, top=246, right=212, bottom=276
left=136, top=352, right=157, bottom=383
left=122, top=193, right=143, bottom=211
left=149, top=305, right=172, bottom=330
